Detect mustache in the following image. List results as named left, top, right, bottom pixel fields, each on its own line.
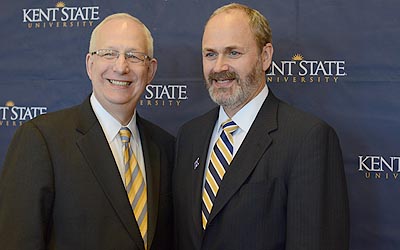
left=208, top=71, right=238, bottom=82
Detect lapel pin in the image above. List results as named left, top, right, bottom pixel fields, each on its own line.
left=193, top=157, right=200, bottom=169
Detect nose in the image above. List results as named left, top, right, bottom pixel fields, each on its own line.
left=112, top=54, right=130, bottom=74
left=213, top=55, right=229, bottom=72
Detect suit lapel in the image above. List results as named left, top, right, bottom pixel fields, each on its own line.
left=191, top=108, right=219, bottom=235
left=75, top=98, right=145, bottom=250
left=207, top=93, right=280, bottom=226
left=137, top=116, right=160, bottom=250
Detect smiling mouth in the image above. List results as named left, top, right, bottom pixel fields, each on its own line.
left=211, top=78, right=237, bottom=87
left=208, top=71, right=238, bottom=85
left=108, top=79, right=132, bottom=86
left=214, top=78, right=235, bottom=83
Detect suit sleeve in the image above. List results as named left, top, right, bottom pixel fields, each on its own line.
left=285, top=122, right=349, bottom=250
left=0, top=122, right=54, bottom=250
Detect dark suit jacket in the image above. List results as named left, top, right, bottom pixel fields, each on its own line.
left=173, top=92, right=349, bottom=250
left=0, top=97, right=175, bottom=250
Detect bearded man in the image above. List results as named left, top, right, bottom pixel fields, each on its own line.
left=173, top=3, right=349, bottom=250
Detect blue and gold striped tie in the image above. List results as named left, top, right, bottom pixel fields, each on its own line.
left=120, top=127, right=148, bottom=248
left=201, top=119, right=239, bottom=229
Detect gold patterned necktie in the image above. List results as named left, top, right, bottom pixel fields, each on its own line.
left=119, top=127, right=148, bottom=248
left=201, top=119, right=239, bottom=229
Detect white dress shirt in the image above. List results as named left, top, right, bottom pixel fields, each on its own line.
left=204, top=84, right=269, bottom=175
left=90, top=94, right=146, bottom=185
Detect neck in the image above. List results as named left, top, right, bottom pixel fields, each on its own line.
left=106, top=103, right=136, bottom=126
left=223, top=104, right=243, bottom=118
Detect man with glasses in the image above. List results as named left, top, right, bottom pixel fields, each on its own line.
left=0, top=13, right=174, bottom=250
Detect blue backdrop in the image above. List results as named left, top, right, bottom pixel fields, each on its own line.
left=1, top=1, right=399, bottom=249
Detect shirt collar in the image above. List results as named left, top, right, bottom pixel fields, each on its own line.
left=217, top=84, right=269, bottom=133
left=90, top=94, right=138, bottom=143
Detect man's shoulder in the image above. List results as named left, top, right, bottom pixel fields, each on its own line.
left=278, top=101, right=330, bottom=127
left=138, top=116, right=175, bottom=143
left=180, top=107, right=219, bottom=131
left=24, top=102, right=83, bottom=128
left=271, top=99, right=338, bottom=142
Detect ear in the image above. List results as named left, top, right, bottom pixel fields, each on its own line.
left=146, top=58, right=158, bottom=85
left=261, top=43, right=274, bottom=72
left=86, top=53, right=94, bottom=80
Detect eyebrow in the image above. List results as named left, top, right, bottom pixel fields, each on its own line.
left=202, top=46, right=244, bottom=53
left=102, top=46, right=141, bottom=52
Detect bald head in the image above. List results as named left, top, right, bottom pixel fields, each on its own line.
left=89, top=13, right=154, bottom=57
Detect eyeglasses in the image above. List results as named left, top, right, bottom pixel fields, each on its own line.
left=90, top=49, right=151, bottom=64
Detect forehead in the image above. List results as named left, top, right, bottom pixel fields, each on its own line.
left=202, top=10, right=256, bottom=50
left=94, top=18, right=148, bottom=50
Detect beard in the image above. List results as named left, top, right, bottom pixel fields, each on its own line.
left=205, top=59, right=263, bottom=111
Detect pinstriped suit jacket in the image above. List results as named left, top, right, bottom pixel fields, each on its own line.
left=173, top=91, right=349, bottom=250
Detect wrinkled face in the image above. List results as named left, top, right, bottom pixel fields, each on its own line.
left=202, top=10, right=272, bottom=115
left=86, top=18, right=157, bottom=115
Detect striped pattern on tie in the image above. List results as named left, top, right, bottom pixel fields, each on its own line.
left=120, top=127, right=148, bottom=248
left=201, top=119, right=239, bottom=230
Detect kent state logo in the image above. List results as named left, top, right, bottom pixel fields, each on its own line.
left=22, top=1, right=100, bottom=29
left=0, top=101, right=47, bottom=127
left=266, top=53, right=347, bottom=84
left=358, top=155, right=400, bottom=180
left=139, top=84, right=188, bottom=108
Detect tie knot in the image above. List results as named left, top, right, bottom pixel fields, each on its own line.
left=221, top=119, right=239, bottom=134
left=119, top=127, right=131, bottom=143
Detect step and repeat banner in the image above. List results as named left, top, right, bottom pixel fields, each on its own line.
left=0, top=0, right=399, bottom=249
